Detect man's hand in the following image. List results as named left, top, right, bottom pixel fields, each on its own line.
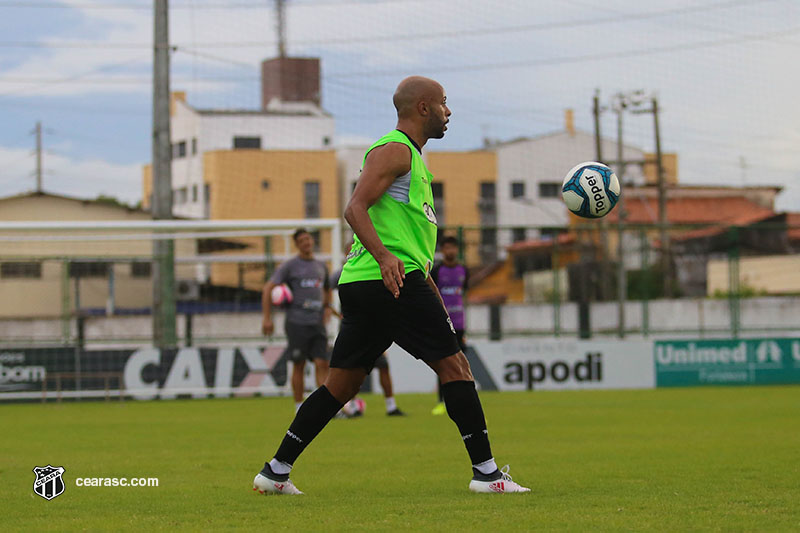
left=323, top=306, right=332, bottom=325
left=377, top=250, right=405, bottom=298
left=262, top=317, right=274, bottom=336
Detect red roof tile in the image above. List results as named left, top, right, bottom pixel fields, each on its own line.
left=673, top=210, right=779, bottom=241
left=606, top=196, right=774, bottom=225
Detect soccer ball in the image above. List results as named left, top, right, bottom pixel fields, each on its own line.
left=271, top=284, right=293, bottom=306
left=561, top=161, right=620, bottom=218
left=343, top=397, right=366, bottom=417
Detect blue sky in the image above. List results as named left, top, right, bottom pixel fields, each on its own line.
left=1, top=0, right=799, bottom=210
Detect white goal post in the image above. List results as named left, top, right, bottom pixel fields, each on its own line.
left=0, top=218, right=344, bottom=266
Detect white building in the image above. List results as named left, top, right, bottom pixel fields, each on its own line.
left=169, top=92, right=335, bottom=219
left=490, top=111, right=648, bottom=254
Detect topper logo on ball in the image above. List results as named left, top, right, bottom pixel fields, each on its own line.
left=584, top=173, right=607, bottom=214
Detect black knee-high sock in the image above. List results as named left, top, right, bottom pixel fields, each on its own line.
left=273, top=385, right=343, bottom=466
left=441, top=380, right=493, bottom=466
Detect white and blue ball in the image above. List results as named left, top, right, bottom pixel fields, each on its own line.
left=561, top=161, right=620, bottom=219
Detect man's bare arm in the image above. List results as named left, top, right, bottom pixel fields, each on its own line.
left=344, top=142, right=412, bottom=298
left=261, top=281, right=276, bottom=335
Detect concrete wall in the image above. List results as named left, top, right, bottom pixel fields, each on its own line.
left=708, top=254, right=800, bottom=295
left=3, top=297, right=799, bottom=346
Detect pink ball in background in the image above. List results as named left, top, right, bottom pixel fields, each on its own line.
left=271, top=284, right=293, bottom=306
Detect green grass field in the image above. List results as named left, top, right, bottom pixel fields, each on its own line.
left=2, top=386, right=799, bottom=531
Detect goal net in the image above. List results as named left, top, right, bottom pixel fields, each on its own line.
left=0, top=218, right=342, bottom=401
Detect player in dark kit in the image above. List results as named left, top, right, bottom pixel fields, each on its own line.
left=430, top=235, right=468, bottom=415
left=253, top=76, right=529, bottom=495
left=262, top=229, right=332, bottom=413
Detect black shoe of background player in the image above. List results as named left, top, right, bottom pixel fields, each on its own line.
left=386, top=408, right=406, bottom=416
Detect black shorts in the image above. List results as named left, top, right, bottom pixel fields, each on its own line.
left=285, top=322, right=329, bottom=363
left=330, top=270, right=461, bottom=372
left=455, top=330, right=466, bottom=353
left=373, top=353, right=389, bottom=370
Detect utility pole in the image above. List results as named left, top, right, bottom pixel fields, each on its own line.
left=593, top=90, right=612, bottom=301
left=152, top=0, right=176, bottom=347
left=276, top=0, right=287, bottom=58
left=34, top=121, right=43, bottom=193
left=614, top=94, right=627, bottom=338
left=652, top=96, right=670, bottom=298
left=592, top=91, right=603, bottom=163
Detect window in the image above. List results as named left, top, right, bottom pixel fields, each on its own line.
left=233, top=136, right=261, bottom=149
left=539, top=182, right=560, bottom=198
left=0, top=261, right=42, bottom=279
left=540, top=228, right=562, bottom=240
left=172, top=141, right=186, bottom=159
left=261, top=180, right=270, bottom=190
left=480, top=228, right=498, bottom=263
left=479, top=182, right=496, bottom=212
left=175, top=187, right=188, bottom=205
left=192, top=184, right=198, bottom=203
left=131, top=262, right=151, bottom=278
left=69, top=262, right=109, bottom=278
left=512, top=227, right=526, bottom=243
left=191, top=138, right=197, bottom=155
left=304, top=181, right=320, bottom=218
left=511, top=181, right=525, bottom=199
left=481, top=228, right=497, bottom=247
left=431, top=182, right=444, bottom=226
left=323, top=136, right=331, bottom=146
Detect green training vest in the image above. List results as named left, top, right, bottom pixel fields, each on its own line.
left=339, top=130, right=438, bottom=284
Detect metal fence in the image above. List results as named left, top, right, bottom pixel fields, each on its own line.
left=440, top=220, right=800, bottom=339
left=1, top=220, right=799, bottom=348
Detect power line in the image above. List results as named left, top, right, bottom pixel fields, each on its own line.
left=174, top=47, right=255, bottom=69
left=327, top=25, right=800, bottom=78
left=0, top=0, right=779, bottom=49
left=0, top=56, right=147, bottom=97
left=0, top=99, right=144, bottom=115
left=0, top=0, right=423, bottom=9
left=7, top=23, right=797, bottom=87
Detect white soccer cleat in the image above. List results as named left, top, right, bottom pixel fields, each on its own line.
left=253, top=472, right=304, bottom=495
left=468, top=465, right=531, bottom=494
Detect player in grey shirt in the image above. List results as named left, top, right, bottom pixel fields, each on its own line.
left=262, top=229, right=332, bottom=412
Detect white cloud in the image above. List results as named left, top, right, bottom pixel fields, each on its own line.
left=1, top=0, right=798, bottom=211
left=0, top=145, right=142, bottom=204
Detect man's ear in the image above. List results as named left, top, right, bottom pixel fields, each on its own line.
left=418, top=100, right=429, bottom=116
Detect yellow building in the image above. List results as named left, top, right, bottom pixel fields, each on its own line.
left=0, top=192, right=192, bottom=318
left=145, top=149, right=339, bottom=291
left=426, top=150, right=497, bottom=266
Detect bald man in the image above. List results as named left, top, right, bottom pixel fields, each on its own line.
left=253, top=76, right=529, bottom=495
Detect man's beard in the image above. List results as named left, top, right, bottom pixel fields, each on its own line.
left=427, top=119, right=446, bottom=138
